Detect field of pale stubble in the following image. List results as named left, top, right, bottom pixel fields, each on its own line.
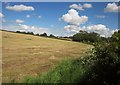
left=1, top=31, right=92, bottom=82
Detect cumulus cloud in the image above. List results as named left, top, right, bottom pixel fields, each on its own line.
left=26, top=14, right=30, bottom=18
left=69, top=3, right=92, bottom=11
left=69, top=4, right=84, bottom=11
left=61, top=4, right=117, bottom=37
left=0, top=12, right=4, bottom=18
left=85, top=24, right=108, bottom=31
left=61, top=9, right=88, bottom=26
left=96, top=15, right=105, bottom=18
left=64, top=25, right=80, bottom=32
left=19, top=24, right=29, bottom=29
left=81, top=24, right=117, bottom=37
left=104, top=3, right=120, bottom=12
left=16, top=19, right=24, bottom=23
left=64, top=23, right=117, bottom=37
left=61, top=8, right=88, bottom=35
left=83, top=3, right=92, bottom=8
left=6, top=4, right=34, bottom=12
left=19, top=24, right=49, bottom=34
left=111, top=29, right=119, bottom=34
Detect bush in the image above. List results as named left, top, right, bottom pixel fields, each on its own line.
left=82, top=30, right=120, bottom=84
left=83, top=43, right=120, bottom=85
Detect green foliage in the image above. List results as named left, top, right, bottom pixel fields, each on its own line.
left=83, top=30, right=120, bottom=85
left=40, top=59, right=87, bottom=83
left=84, top=43, right=120, bottom=84
left=23, top=59, right=89, bottom=83
left=73, top=30, right=101, bottom=44
left=49, top=34, right=55, bottom=38
left=16, top=31, right=34, bottom=35
left=40, top=33, right=47, bottom=37
left=23, top=76, right=40, bottom=83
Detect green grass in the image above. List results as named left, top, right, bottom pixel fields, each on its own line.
left=23, top=59, right=86, bottom=83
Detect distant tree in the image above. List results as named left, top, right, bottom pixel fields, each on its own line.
left=63, top=36, right=68, bottom=38
left=69, top=36, right=73, bottom=39
left=40, top=33, right=47, bottom=37
left=27, top=32, right=34, bottom=35
left=16, top=31, right=21, bottom=33
left=35, top=34, right=40, bottom=36
left=73, top=30, right=100, bottom=43
left=49, top=34, right=55, bottom=38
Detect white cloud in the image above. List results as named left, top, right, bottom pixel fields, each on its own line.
left=69, top=4, right=84, bottom=11
left=96, top=15, right=105, bottom=18
left=61, top=9, right=88, bottom=26
left=64, top=24, right=117, bottom=37
left=19, top=24, right=30, bottom=29
left=60, top=7, right=115, bottom=37
left=19, top=30, right=26, bottom=32
left=19, top=24, right=49, bottom=34
left=0, top=12, right=4, bottom=18
left=81, top=24, right=117, bottom=37
left=38, top=15, right=42, bottom=19
left=104, top=3, right=120, bottom=12
left=85, top=24, right=108, bottom=31
left=6, top=4, right=34, bottom=12
left=64, top=25, right=80, bottom=33
left=83, top=3, right=92, bottom=8
left=111, top=29, right=119, bottom=34
left=26, top=14, right=30, bottom=18
left=16, top=19, right=24, bottom=23
left=69, top=3, right=92, bottom=11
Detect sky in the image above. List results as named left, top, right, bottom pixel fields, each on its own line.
left=0, top=2, right=119, bottom=37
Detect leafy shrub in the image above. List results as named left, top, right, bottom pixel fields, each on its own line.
left=83, top=30, right=120, bottom=85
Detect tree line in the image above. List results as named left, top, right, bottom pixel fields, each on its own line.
left=16, top=30, right=115, bottom=44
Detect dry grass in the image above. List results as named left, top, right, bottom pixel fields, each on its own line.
left=1, top=31, right=92, bottom=82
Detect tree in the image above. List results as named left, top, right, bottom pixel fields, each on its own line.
left=35, top=34, right=40, bottom=36
left=49, top=34, right=55, bottom=38
left=72, top=30, right=100, bottom=43
left=40, top=33, right=47, bottom=37
left=16, top=31, right=21, bottom=33
left=27, top=32, right=34, bottom=35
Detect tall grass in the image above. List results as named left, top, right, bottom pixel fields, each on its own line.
left=23, top=59, right=86, bottom=83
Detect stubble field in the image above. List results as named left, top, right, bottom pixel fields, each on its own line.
left=1, top=31, right=92, bottom=82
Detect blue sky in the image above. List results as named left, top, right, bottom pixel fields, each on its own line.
left=1, top=2, right=119, bottom=37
